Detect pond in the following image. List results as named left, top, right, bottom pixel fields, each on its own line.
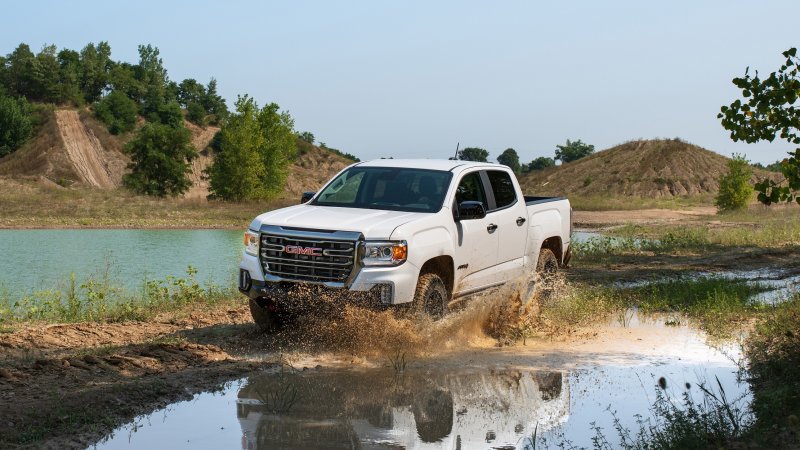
left=0, top=229, right=244, bottom=296
left=89, top=323, right=749, bottom=450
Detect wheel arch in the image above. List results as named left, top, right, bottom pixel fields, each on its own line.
left=418, top=255, right=455, bottom=295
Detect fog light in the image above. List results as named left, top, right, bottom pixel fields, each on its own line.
left=377, top=284, right=393, bottom=304
left=239, top=269, right=252, bottom=292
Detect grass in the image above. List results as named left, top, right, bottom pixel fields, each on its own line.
left=535, top=283, right=623, bottom=335
left=744, top=293, right=800, bottom=445
left=624, top=277, right=766, bottom=337
left=567, top=193, right=714, bottom=211
left=578, top=293, right=800, bottom=449
left=0, top=177, right=291, bottom=229
left=586, top=377, right=751, bottom=449
left=608, top=207, right=800, bottom=249
left=0, top=266, right=238, bottom=324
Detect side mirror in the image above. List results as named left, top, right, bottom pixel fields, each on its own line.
left=300, top=191, right=316, bottom=204
left=455, top=201, right=486, bottom=221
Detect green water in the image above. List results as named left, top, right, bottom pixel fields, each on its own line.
left=0, top=229, right=244, bottom=297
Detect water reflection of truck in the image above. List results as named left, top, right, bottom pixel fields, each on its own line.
left=236, top=368, right=570, bottom=449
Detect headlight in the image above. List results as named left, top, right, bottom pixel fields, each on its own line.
left=244, top=230, right=259, bottom=256
left=362, top=240, right=407, bottom=266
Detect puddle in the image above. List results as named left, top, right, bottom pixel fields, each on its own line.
left=571, top=230, right=656, bottom=249
left=612, top=268, right=800, bottom=304
left=89, top=324, right=749, bottom=449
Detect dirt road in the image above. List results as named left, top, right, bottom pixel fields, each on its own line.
left=54, top=110, right=115, bottom=189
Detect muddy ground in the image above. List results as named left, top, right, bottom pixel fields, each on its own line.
left=0, top=208, right=795, bottom=449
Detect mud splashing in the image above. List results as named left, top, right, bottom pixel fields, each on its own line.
left=260, top=272, right=559, bottom=360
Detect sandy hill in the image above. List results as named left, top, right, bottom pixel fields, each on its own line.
left=0, top=108, right=354, bottom=199
left=519, top=139, right=776, bottom=198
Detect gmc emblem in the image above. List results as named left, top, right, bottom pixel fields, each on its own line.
left=283, top=245, right=323, bottom=256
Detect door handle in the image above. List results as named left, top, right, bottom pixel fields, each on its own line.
left=516, top=217, right=526, bottom=226
left=487, top=223, right=498, bottom=233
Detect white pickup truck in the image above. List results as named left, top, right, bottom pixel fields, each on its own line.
left=239, top=159, right=571, bottom=330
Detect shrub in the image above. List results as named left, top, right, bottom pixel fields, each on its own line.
left=123, top=122, right=196, bottom=197
left=186, top=101, right=207, bottom=126
left=715, top=154, right=753, bottom=212
left=0, top=94, right=33, bottom=157
left=94, top=90, right=137, bottom=134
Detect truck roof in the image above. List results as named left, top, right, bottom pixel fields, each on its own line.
left=356, top=158, right=501, bottom=172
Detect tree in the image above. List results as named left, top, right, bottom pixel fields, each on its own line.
left=186, top=101, right=207, bottom=126
left=94, top=90, right=138, bottom=134
left=526, top=156, right=555, bottom=171
left=5, top=44, right=37, bottom=98
left=57, top=48, right=83, bottom=105
left=0, top=94, right=32, bottom=157
left=298, top=131, right=315, bottom=144
left=458, top=147, right=489, bottom=162
left=34, top=45, right=61, bottom=102
left=715, top=154, right=753, bottom=212
left=555, top=139, right=594, bottom=163
left=123, top=122, right=196, bottom=196
left=719, top=47, right=800, bottom=204
left=79, top=42, right=112, bottom=103
left=497, top=148, right=521, bottom=172
left=207, top=95, right=296, bottom=200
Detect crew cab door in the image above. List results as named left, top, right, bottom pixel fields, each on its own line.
left=482, top=169, right=528, bottom=283
left=452, top=171, right=499, bottom=294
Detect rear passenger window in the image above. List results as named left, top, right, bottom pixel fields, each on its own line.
left=487, top=170, right=516, bottom=209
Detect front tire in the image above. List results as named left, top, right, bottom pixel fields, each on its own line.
left=412, top=273, right=449, bottom=320
left=249, top=297, right=278, bottom=332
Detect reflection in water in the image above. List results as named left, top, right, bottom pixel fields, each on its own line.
left=236, top=368, right=569, bottom=449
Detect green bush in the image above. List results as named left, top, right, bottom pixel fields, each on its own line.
left=123, top=122, right=196, bottom=197
left=186, top=101, right=207, bottom=126
left=0, top=94, right=33, bottom=157
left=94, top=90, right=138, bottom=134
left=715, top=154, right=753, bottom=212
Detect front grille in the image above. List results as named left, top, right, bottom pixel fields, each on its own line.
left=260, top=232, right=357, bottom=283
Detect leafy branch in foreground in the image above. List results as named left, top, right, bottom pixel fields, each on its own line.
left=719, top=47, right=800, bottom=204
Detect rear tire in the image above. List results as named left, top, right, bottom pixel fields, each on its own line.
left=535, top=248, right=559, bottom=301
left=249, top=297, right=278, bottom=332
left=412, top=273, right=449, bottom=320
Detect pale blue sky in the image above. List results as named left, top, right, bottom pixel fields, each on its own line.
left=2, top=1, right=798, bottom=164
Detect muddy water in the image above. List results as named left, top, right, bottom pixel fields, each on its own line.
left=89, top=318, right=749, bottom=449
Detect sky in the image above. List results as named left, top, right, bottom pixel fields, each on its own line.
left=2, top=0, right=798, bottom=164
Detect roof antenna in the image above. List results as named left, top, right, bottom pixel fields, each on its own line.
left=450, top=142, right=460, bottom=160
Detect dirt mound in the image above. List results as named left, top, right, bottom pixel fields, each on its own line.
left=0, top=108, right=129, bottom=188
left=282, top=145, right=354, bottom=200
left=183, top=121, right=220, bottom=200
left=519, top=139, right=777, bottom=198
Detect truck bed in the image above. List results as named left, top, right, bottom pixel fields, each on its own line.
left=524, top=196, right=567, bottom=205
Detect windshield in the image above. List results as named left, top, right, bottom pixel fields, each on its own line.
left=312, top=166, right=453, bottom=213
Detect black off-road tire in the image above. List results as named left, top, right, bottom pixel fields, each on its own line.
left=535, top=248, right=559, bottom=301
left=412, top=273, right=450, bottom=320
left=249, top=297, right=278, bottom=333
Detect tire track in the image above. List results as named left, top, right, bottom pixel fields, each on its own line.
left=55, top=109, right=115, bottom=188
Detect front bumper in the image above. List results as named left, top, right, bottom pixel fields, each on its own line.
left=239, top=251, right=420, bottom=305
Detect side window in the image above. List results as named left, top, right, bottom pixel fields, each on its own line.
left=487, top=170, right=517, bottom=209
left=455, top=172, right=488, bottom=209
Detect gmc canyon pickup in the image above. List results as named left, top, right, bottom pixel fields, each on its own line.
left=239, top=159, right=571, bottom=330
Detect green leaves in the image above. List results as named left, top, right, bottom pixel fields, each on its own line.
left=207, top=95, right=296, bottom=201
left=715, top=154, right=753, bottom=212
left=719, top=48, right=800, bottom=204
left=123, top=122, right=196, bottom=197
left=555, top=139, right=594, bottom=163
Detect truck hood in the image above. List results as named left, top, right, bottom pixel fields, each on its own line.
left=250, top=205, right=430, bottom=239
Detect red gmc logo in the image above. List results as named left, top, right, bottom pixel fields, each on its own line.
left=283, top=245, right=323, bottom=256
